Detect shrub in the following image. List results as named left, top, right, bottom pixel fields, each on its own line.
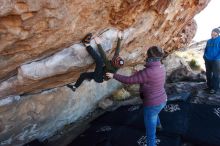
left=189, top=59, right=200, bottom=70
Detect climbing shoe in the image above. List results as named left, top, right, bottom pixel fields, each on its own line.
left=67, top=84, right=76, bottom=92
left=82, top=33, right=93, bottom=46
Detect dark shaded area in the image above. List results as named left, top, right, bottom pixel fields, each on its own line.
left=68, top=123, right=181, bottom=146
left=68, top=100, right=220, bottom=146
left=184, top=104, right=220, bottom=146
left=23, top=139, right=45, bottom=146
left=159, top=102, right=189, bottom=135
left=91, top=105, right=144, bottom=129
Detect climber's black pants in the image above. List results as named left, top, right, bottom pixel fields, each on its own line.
left=74, top=46, right=104, bottom=88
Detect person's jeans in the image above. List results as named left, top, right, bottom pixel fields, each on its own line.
left=205, top=60, right=220, bottom=91
left=144, top=102, right=166, bottom=146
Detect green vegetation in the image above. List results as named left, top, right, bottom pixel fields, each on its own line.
left=189, top=59, right=201, bottom=70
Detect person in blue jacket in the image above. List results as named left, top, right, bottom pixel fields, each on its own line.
left=203, top=28, right=220, bottom=94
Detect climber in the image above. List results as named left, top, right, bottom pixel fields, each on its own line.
left=67, top=31, right=124, bottom=91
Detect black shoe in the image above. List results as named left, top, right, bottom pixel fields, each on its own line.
left=67, top=84, right=76, bottom=92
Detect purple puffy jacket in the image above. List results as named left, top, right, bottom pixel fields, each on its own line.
left=113, top=61, right=167, bottom=106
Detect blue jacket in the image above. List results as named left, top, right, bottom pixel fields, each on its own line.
left=204, top=36, right=220, bottom=60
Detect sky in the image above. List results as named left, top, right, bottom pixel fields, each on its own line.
left=193, top=0, right=220, bottom=42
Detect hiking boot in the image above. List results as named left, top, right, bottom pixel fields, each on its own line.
left=82, top=33, right=92, bottom=46
left=209, top=89, right=216, bottom=94
left=67, top=84, right=76, bottom=92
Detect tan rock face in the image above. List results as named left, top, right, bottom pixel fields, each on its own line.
left=0, top=0, right=210, bottom=98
